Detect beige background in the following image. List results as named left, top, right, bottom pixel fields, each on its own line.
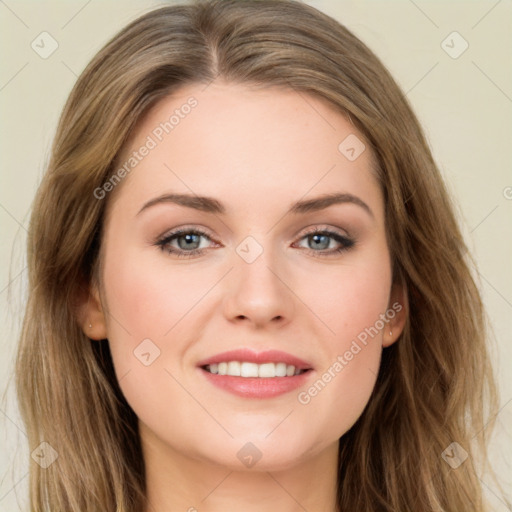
left=1, top=1, right=511, bottom=510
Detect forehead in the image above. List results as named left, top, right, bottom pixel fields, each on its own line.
left=106, top=81, right=381, bottom=219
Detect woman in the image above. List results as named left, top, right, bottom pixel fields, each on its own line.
left=16, top=0, right=505, bottom=510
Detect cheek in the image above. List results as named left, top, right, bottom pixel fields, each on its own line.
left=298, top=351, right=381, bottom=446
left=99, top=242, right=199, bottom=395
left=102, top=244, right=208, bottom=342
left=294, top=254, right=391, bottom=435
left=100, top=248, right=201, bottom=433
left=299, top=253, right=392, bottom=346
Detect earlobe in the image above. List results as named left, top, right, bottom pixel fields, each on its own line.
left=382, top=281, right=408, bottom=348
left=76, top=282, right=108, bottom=340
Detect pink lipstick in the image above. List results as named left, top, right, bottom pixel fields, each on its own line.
left=197, top=348, right=314, bottom=399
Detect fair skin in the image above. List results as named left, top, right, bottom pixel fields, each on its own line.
left=80, top=81, right=406, bottom=512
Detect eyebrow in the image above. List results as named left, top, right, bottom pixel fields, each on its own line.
left=137, top=191, right=374, bottom=218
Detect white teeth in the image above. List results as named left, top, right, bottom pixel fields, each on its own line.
left=205, top=361, right=305, bottom=378
left=258, top=363, right=275, bottom=378
left=227, top=361, right=241, bottom=376
left=240, top=362, right=259, bottom=377
left=275, top=362, right=287, bottom=377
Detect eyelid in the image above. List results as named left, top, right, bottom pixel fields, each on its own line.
left=156, top=224, right=215, bottom=239
left=298, top=224, right=351, bottom=238
left=155, top=223, right=350, bottom=243
left=292, top=225, right=355, bottom=255
left=154, top=223, right=355, bottom=257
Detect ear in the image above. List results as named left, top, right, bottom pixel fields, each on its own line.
left=75, top=280, right=108, bottom=340
left=382, top=280, right=408, bottom=348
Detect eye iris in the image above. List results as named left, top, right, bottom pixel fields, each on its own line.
left=178, top=233, right=201, bottom=250
left=310, top=233, right=330, bottom=250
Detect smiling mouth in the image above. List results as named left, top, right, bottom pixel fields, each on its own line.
left=202, top=361, right=310, bottom=378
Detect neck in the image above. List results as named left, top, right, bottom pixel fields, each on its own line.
left=141, top=425, right=339, bottom=512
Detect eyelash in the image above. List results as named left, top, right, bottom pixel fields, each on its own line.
left=154, top=226, right=355, bottom=259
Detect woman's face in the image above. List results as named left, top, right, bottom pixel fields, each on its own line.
left=89, top=82, right=405, bottom=471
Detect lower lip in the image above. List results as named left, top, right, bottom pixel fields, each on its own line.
left=199, top=368, right=313, bottom=398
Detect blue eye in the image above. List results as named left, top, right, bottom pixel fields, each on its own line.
left=155, top=228, right=213, bottom=258
left=296, top=230, right=355, bottom=255
left=155, top=227, right=355, bottom=259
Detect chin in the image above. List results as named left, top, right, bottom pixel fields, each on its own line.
left=194, top=433, right=321, bottom=473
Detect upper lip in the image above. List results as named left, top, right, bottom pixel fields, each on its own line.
left=197, top=349, right=313, bottom=371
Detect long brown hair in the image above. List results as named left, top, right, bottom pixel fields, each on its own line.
left=16, top=0, right=505, bottom=510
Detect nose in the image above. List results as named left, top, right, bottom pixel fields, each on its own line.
left=222, top=242, right=295, bottom=329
